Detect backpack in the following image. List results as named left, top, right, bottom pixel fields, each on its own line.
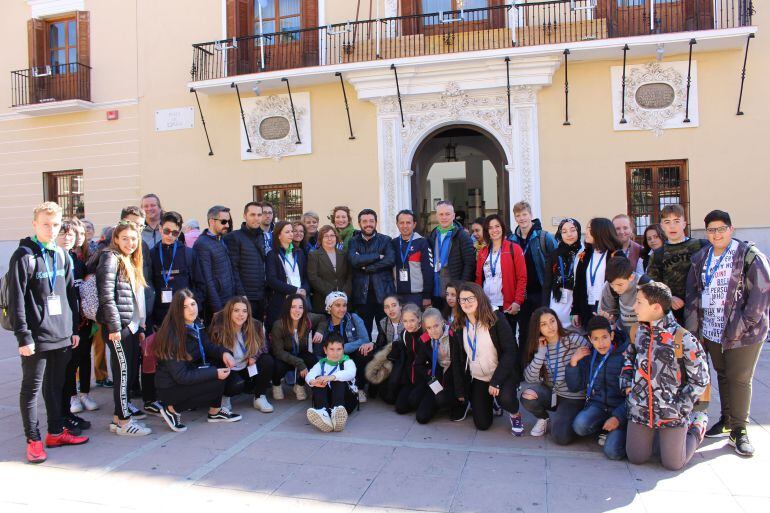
left=0, top=246, right=34, bottom=331
left=79, top=274, right=99, bottom=321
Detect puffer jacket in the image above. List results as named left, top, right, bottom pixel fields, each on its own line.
left=428, top=222, right=476, bottom=296
left=388, top=328, right=431, bottom=386
left=225, top=223, right=267, bottom=302
left=96, top=249, right=142, bottom=334
left=347, top=231, right=396, bottom=305
left=620, top=313, right=710, bottom=429
left=193, top=229, right=241, bottom=312
left=566, top=333, right=629, bottom=427
left=154, top=325, right=230, bottom=389
left=508, top=218, right=557, bottom=288
left=685, top=240, right=770, bottom=350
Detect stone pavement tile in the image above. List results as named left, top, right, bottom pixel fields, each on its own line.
left=168, top=412, right=274, bottom=450
left=463, top=452, right=546, bottom=483
left=354, top=506, right=442, bottom=513
left=241, top=433, right=326, bottom=463
left=359, top=472, right=458, bottom=512
left=340, top=404, right=418, bottom=442
left=451, top=471, right=547, bottom=513
left=309, top=441, right=395, bottom=472
left=639, top=489, right=742, bottom=512
left=734, top=495, right=770, bottom=513
left=403, top=417, right=477, bottom=446
left=0, top=435, right=26, bottom=463
left=706, top=452, right=770, bottom=496
left=196, top=454, right=300, bottom=493
left=115, top=438, right=221, bottom=477
left=39, top=440, right=142, bottom=470
left=548, top=483, right=645, bottom=513
left=379, top=446, right=468, bottom=478
left=547, top=455, right=636, bottom=489
left=273, top=463, right=378, bottom=505
left=627, top=456, right=731, bottom=494
left=470, top=421, right=548, bottom=452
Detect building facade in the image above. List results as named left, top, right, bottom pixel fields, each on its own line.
left=0, top=1, right=766, bottom=262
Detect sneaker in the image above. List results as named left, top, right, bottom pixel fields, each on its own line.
left=64, top=413, right=91, bottom=431
left=143, top=401, right=162, bottom=415
left=689, top=411, right=709, bottom=443
left=492, top=398, right=503, bottom=417
left=61, top=416, right=83, bottom=436
left=79, top=394, right=99, bottom=411
left=451, top=401, right=471, bottom=422
left=96, top=379, right=113, bottom=388
left=26, top=440, right=47, bottom=464
left=45, top=429, right=89, bottom=447
left=293, top=384, right=307, bottom=401
left=331, top=406, right=348, bottom=432
left=598, top=432, right=608, bottom=447
left=253, top=395, right=274, bottom=413
left=531, top=418, right=549, bottom=437
left=127, top=403, right=147, bottom=420
left=306, top=408, right=334, bottom=432
left=357, top=389, right=367, bottom=404
left=159, top=404, right=188, bottom=433
left=272, top=385, right=285, bottom=400
left=705, top=416, right=731, bottom=438
left=729, top=428, right=755, bottom=457
left=207, top=407, right=242, bottom=423
left=70, top=395, right=84, bottom=414
left=510, top=414, right=524, bottom=437
left=114, top=419, right=152, bottom=436
left=221, top=396, right=232, bottom=411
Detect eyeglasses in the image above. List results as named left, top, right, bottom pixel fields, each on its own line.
left=162, top=228, right=180, bottom=237
left=216, top=219, right=230, bottom=225
left=705, top=226, right=730, bottom=234
left=458, top=296, right=477, bottom=305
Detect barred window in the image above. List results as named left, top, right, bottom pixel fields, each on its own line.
left=626, top=160, right=690, bottom=238
left=44, top=169, right=84, bottom=218
left=254, top=182, right=303, bottom=222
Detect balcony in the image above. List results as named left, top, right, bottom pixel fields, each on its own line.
left=190, top=0, right=755, bottom=85
left=10, top=62, right=92, bottom=115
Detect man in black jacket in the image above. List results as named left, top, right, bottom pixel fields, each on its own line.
left=225, top=202, right=267, bottom=321
left=348, top=209, right=396, bottom=338
left=428, top=201, right=475, bottom=308
left=8, top=202, right=88, bottom=463
left=193, top=205, right=242, bottom=325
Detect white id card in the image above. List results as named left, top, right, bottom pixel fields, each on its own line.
left=247, top=364, right=258, bottom=377
left=701, top=291, right=710, bottom=308
left=399, top=269, right=409, bottom=282
left=161, top=289, right=173, bottom=304
left=429, top=379, right=444, bottom=395
left=47, top=295, right=62, bottom=316
left=551, top=391, right=558, bottom=408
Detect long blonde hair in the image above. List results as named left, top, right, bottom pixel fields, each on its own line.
left=109, top=222, right=146, bottom=288
left=209, top=297, right=265, bottom=357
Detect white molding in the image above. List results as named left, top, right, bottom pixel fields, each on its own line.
left=221, top=0, right=228, bottom=40
left=1, top=98, right=139, bottom=121
left=28, top=0, right=84, bottom=18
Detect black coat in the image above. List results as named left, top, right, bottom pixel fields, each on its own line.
left=388, top=328, right=431, bottom=387
left=265, top=247, right=309, bottom=325
left=450, top=311, right=519, bottom=399
left=150, top=241, right=195, bottom=323
left=225, top=223, right=267, bottom=302
left=192, top=229, right=241, bottom=312
left=154, top=327, right=230, bottom=389
left=96, top=249, right=143, bottom=335
left=347, top=231, right=396, bottom=305
left=572, top=245, right=623, bottom=328
left=428, top=223, right=476, bottom=286
left=306, top=248, right=352, bottom=313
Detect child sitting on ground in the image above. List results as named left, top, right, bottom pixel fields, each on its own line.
left=306, top=333, right=358, bottom=433
left=599, top=256, right=649, bottom=334
left=566, top=316, right=629, bottom=460
left=621, top=280, right=710, bottom=471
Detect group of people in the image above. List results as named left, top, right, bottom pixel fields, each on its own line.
left=6, top=194, right=769, bottom=472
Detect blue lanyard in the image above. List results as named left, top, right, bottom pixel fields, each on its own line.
left=545, top=340, right=561, bottom=382
left=236, top=332, right=247, bottom=355
left=703, top=246, right=729, bottom=288
left=36, top=241, right=58, bottom=291
left=465, top=320, right=478, bottom=361
left=190, top=324, right=207, bottom=366
left=320, top=361, right=338, bottom=387
left=587, top=349, right=611, bottom=399
left=399, top=234, right=414, bottom=269
left=436, top=232, right=452, bottom=269
left=588, top=251, right=607, bottom=287
left=158, top=242, right=177, bottom=288
left=281, top=249, right=297, bottom=273
left=431, top=339, right=439, bottom=377
left=558, top=255, right=572, bottom=285
left=328, top=319, right=346, bottom=337
left=487, top=247, right=501, bottom=278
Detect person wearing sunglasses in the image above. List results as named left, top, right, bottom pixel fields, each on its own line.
left=150, top=211, right=196, bottom=327
left=193, top=205, right=243, bottom=326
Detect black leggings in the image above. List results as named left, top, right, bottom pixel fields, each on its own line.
left=62, top=322, right=94, bottom=402
left=415, top=371, right=457, bottom=424
left=468, top=377, right=520, bottom=431
left=105, top=327, right=140, bottom=420
left=225, top=353, right=274, bottom=397
left=20, top=346, right=71, bottom=440
left=157, top=379, right=225, bottom=411
left=272, top=351, right=317, bottom=386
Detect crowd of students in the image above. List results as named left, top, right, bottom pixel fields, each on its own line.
left=5, top=195, right=769, bottom=472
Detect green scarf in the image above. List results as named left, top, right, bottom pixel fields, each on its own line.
left=437, top=225, right=454, bottom=236
left=285, top=242, right=294, bottom=255
left=320, top=355, right=350, bottom=366
left=32, top=235, right=56, bottom=251
left=336, top=224, right=356, bottom=250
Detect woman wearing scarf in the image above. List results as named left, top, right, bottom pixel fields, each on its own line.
left=330, top=206, right=356, bottom=252
left=265, top=221, right=309, bottom=330
left=542, top=218, right=583, bottom=328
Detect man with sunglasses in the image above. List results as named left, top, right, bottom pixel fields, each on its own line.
left=193, top=205, right=243, bottom=325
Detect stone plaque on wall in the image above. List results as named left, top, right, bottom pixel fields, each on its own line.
left=635, top=83, right=675, bottom=109
left=240, top=92, right=311, bottom=160
left=259, top=116, right=291, bottom=140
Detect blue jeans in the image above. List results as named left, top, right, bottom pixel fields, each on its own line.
left=572, top=404, right=627, bottom=460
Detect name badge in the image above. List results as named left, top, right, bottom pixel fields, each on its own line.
left=247, top=363, right=258, bottom=377
left=47, top=295, right=62, bottom=316
left=399, top=269, right=409, bottom=282
left=551, top=390, right=558, bottom=408
left=429, top=379, right=443, bottom=395
left=161, top=289, right=173, bottom=304
left=701, top=290, right=710, bottom=308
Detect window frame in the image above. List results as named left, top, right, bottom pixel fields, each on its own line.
left=625, top=159, right=690, bottom=239
left=254, top=0, right=302, bottom=41
left=44, top=169, right=84, bottom=219
left=45, top=15, right=78, bottom=72
left=253, top=182, right=303, bottom=222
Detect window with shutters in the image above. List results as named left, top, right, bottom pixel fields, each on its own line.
left=254, top=183, right=303, bottom=222
left=255, top=0, right=301, bottom=42
left=47, top=17, right=78, bottom=73
left=44, top=170, right=84, bottom=218
left=626, top=160, right=690, bottom=238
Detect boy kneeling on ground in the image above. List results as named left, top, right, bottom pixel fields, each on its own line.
left=621, top=281, right=710, bottom=470
left=306, top=333, right=358, bottom=433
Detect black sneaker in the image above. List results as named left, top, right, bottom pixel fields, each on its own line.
left=66, top=413, right=91, bottom=430
left=127, top=403, right=147, bottom=420
left=705, top=416, right=731, bottom=438
left=207, top=408, right=242, bottom=423
left=159, top=404, right=188, bottom=433
left=62, top=416, right=83, bottom=436
left=143, top=401, right=162, bottom=415
left=729, top=428, right=755, bottom=457
left=450, top=401, right=471, bottom=422
left=96, top=379, right=114, bottom=388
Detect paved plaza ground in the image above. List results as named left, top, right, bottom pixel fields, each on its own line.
left=1, top=331, right=769, bottom=513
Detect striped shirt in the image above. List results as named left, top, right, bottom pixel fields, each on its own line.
left=524, top=332, right=589, bottom=400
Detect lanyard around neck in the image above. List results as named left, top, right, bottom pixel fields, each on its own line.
left=588, top=251, right=607, bottom=287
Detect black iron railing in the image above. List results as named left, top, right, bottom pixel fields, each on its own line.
left=11, top=62, right=91, bottom=107
left=191, top=0, right=754, bottom=82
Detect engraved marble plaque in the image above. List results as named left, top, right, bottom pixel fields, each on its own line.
left=259, top=116, right=291, bottom=140
left=635, top=83, right=675, bottom=110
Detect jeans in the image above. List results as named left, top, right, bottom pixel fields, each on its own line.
left=20, top=346, right=71, bottom=440
left=520, top=383, right=584, bottom=445
left=356, top=290, right=386, bottom=340
left=272, top=351, right=317, bottom=386
left=572, top=404, right=627, bottom=460
left=468, top=377, right=520, bottom=431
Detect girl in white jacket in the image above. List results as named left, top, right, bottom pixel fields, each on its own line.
left=306, top=333, right=357, bottom=433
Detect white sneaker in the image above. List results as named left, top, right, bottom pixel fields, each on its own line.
left=253, top=395, right=274, bottom=413
left=358, top=389, right=368, bottom=404
left=331, top=406, right=348, bottom=432
left=293, top=384, right=307, bottom=400
left=79, top=394, right=99, bottom=411
left=221, top=396, right=232, bottom=411
left=70, top=396, right=84, bottom=414
left=272, top=385, right=285, bottom=400
left=115, top=418, right=152, bottom=436
left=531, top=418, right=549, bottom=437
left=306, top=408, right=333, bottom=432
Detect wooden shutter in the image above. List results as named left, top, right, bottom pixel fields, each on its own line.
left=300, top=0, right=319, bottom=67
left=488, top=0, right=506, bottom=29
left=76, top=11, right=90, bottom=65
left=401, top=0, right=419, bottom=35
left=27, top=18, right=46, bottom=69
left=226, top=0, right=253, bottom=74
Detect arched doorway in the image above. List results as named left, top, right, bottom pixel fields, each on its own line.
left=410, top=124, right=509, bottom=233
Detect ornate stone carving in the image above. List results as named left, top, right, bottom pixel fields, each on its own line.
left=243, top=94, right=310, bottom=160
left=381, top=118, right=397, bottom=226
left=517, top=107, right=533, bottom=203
